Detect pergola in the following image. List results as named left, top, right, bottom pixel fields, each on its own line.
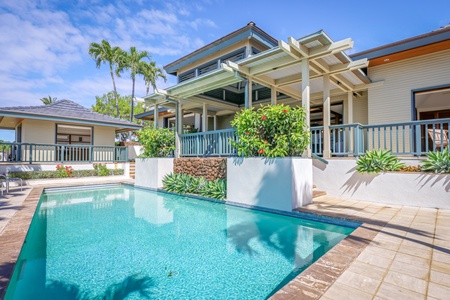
left=143, top=30, right=371, bottom=158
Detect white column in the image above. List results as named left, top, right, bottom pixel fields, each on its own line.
left=323, top=74, right=331, bottom=158
left=245, top=79, right=253, bottom=108
left=302, top=58, right=311, bottom=157
left=194, top=113, right=201, bottom=131
left=348, top=91, right=354, bottom=153
left=202, top=103, right=208, bottom=132
left=213, top=115, right=217, bottom=130
left=175, top=103, right=183, bottom=157
left=271, top=87, right=277, bottom=105
left=154, top=104, right=159, bottom=128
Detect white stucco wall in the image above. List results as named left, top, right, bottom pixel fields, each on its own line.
left=313, top=158, right=450, bottom=208
left=135, top=158, right=174, bottom=189
left=21, top=119, right=55, bottom=144
left=227, top=157, right=312, bottom=211
left=94, top=126, right=115, bottom=146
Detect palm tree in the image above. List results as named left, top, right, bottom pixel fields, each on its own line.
left=140, top=60, right=167, bottom=95
left=40, top=95, right=57, bottom=105
left=116, top=47, right=150, bottom=122
left=88, top=40, right=123, bottom=118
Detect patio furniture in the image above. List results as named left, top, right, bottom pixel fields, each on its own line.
left=0, top=174, right=23, bottom=194
left=428, top=128, right=449, bottom=150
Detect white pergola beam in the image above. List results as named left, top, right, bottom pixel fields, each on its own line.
left=288, top=36, right=309, bottom=57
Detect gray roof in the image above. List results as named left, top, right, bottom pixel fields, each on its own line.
left=0, top=99, right=141, bottom=129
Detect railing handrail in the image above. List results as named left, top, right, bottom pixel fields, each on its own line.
left=0, top=141, right=126, bottom=149
left=362, top=118, right=450, bottom=129
left=180, top=128, right=235, bottom=137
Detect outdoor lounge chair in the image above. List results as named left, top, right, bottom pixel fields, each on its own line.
left=428, top=128, right=449, bottom=150
left=0, top=174, right=23, bottom=194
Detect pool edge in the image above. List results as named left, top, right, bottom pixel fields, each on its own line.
left=0, top=184, right=382, bottom=300
left=0, top=181, right=131, bottom=300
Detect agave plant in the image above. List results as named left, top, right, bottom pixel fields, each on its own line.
left=422, top=148, right=450, bottom=173
left=356, top=149, right=405, bottom=174
left=162, top=173, right=226, bottom=200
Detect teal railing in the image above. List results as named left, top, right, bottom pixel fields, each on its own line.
left=180, top=128, right=238, bottom=157
left=173, top=118, right=449, bottom=158
left=0, top=142, right=128, bottom=163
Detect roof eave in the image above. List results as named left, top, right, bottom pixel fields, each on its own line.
left=0, top=111, right=142, bottom=130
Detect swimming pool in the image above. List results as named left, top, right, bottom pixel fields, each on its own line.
left=5, top=185, right=356, bottom=299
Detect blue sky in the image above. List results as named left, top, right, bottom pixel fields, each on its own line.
left=0, top=0, right=449, bottom=141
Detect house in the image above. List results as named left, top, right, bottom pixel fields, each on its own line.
left=139, top=22, right=450, bottom=158
left=0, top=99, right=141, bottom=164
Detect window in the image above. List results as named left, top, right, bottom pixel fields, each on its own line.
left=56, top=124, right=92, bottom=145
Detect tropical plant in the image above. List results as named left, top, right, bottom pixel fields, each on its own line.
left=88, top=40, right=124, bottom=118
left=93, top=163, right=110, bottom=176
left=40, top=95, right=57, bottom=105
left=231, top=104, right=310, bottom=157
left=162, top=173, right=226, bottom=200
left=55, top=164, right=73, bottom=178
left=356, top=149, right=405, bottom=174
left=116, top=47, right=150, bottom=122
left=91, top=92, right=147, bottom=141
left=140, top=60, right=167, bottom=95
left=422, top=148, right=450, bottom=173
left=137, top=127, right=175, bottom=157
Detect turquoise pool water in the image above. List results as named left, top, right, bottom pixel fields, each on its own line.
left=5, top=185, right=356, bottom=299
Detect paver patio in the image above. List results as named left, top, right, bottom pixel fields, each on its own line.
left=272, top=195, right=450, bottom=300
left=0, top=182, right=449, bottom=299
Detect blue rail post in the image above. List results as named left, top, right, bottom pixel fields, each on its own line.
left=415, top=124, right=422, bottom=156
left=29, top=144, right=33, bottom=164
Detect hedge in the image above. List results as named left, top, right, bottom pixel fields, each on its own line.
left=8, top=169, right=124, bottom=180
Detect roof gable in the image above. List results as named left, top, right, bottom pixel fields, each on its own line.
left=0, top=99, right=141, bottom=129
left=164, top=21, right=278, bottom=75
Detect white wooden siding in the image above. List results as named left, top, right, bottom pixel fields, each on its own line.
left=368, top=49, right=450, bottom=124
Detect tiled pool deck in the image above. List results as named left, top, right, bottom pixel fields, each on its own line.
left=1, top=183, right=449, bottom=299
left=272, top=196, right=450, bottom=300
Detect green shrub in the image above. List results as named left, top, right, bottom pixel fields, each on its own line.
left=231, top=104, right=310, bottom=157
left=422, top=148, right=450, bottom=173
left=356, top=149, right=405, bottom=174
left=137, top=127, right=175, bottom=158
left=93, top=163, right=110, bottom=176
left=162, top=173, right=226, bottom=200
left=7, top=168, right=124, bottom=180
left=55, top=164, right=73, bottom=178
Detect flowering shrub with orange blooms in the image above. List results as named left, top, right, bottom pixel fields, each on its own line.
left=231, top=104, right=310, bottom=157
left=55, top=164, right=73, bottom=178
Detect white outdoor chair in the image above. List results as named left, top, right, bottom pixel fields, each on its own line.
left=428, top=129, right=449, bottom=150
left=0, top=174, right=23, bottom=194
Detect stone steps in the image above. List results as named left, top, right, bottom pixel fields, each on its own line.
left=312, top=184, right=327, bottom=199
left=129, top=162, right=135, bottom=179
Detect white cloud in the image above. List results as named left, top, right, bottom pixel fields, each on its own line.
left=0, top=0, right=218, bottom=109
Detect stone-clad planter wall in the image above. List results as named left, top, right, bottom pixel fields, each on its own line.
left=174, top=158, right=226, bottom=181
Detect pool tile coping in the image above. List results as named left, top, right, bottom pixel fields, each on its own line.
left=270, top=209, right=384, bottom=300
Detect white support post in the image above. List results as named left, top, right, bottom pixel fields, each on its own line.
left=271, top=87, right=277, bottom=105
left=302, top=58, right=311, bottom=157
left=175, top=103, right=183, bottom=157
left=202, top=103, right=208, bottom=132
left=213, top=115, right=217, bottom=131
left=348, top=91, right=354, bottom=153
left=323, top=74, right=331, bottom=158
left=194, top=113, right=201, bottom=131
left=245, top=79, right=253, bottom=108
left=154, top=104, right=159, bottom=128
